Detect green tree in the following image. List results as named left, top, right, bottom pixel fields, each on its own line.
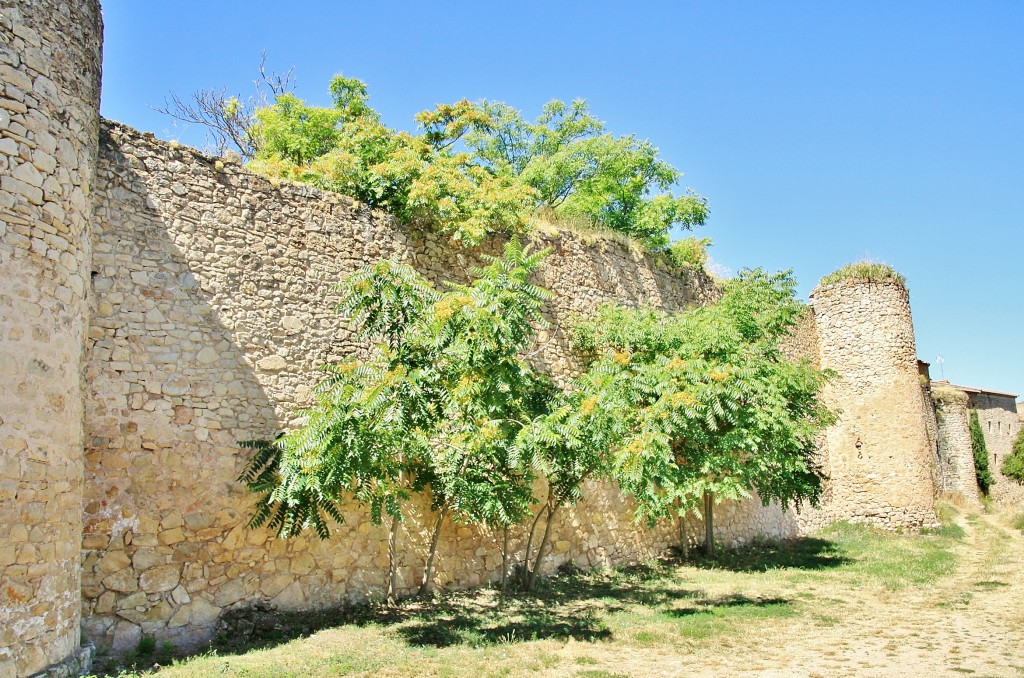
left=1004, top=427, right=1024, bottom=484
left=464, top=99, right=708, bottom=248
left=188, top=70, right=709, bottom=250
left=524, top=270, right=834, bottom=563
left=969, top=410, right=994, bottom=494
left=240, top=240, right=554, bottom=602
left=248, top=76, right=536, bottom=246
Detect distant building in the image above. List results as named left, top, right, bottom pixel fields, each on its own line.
left=931, top=381, right=1023, bottom=505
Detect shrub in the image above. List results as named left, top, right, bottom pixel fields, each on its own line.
left=969, top=410, right=994, bottom=494
left=1002, top=427, right=1024, bottom=483
left=931, top=386, right=968, bottom=406
left=818, top=262, right=906, bottom=288
left=667, top=237, right=712, bottom=269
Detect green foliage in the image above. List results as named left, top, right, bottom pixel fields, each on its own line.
left=818, top=261, right=907, bottom=288
left=249, top=77, right=535, bottom=246
left=240, top=239, right=553, bottom=539
left=464, top=99, right=708, bottom=248
left=1002, top=427, right=1024, bottom=484
left=525, top=269, right=835, bottom=531
left=969, top=410, right=994, bottom=494
left=924, top=503, right=965, bottom=540
left=246, top=75, right=706, bottom=249
left=135, top=635, right=156, bottom=656
left=666, top=237, right=712, bottom=270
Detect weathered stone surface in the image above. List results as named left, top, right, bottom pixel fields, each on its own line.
left=797, top=279, right=938, bottom=531
left=256, top=355, right=288, bottom=372
left=79, top=121, right=732, bottom=654
left=933, top=389, right=981, bottom=505
left=970, top=391, right=1024, bottom=506
left=0, top=0, right=102, bottom=674
left=139, top=564, right=181, bottom=593
left=110, top=621, right=141, bottom=653
left=7, top=2, right=1015, bottom=668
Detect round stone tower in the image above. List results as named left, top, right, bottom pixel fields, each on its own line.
left=931, top=387, right=981, bottom=506
left=809, top=266, right=937, bottom=529
left=0, top=0, right=102, bottom=675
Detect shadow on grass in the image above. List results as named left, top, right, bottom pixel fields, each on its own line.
left=685, top=536, right=851, bottom=573
left=214, top=561, right=706, bottom=653
left=663, top=594, right=791, bottom=617
left=108, top=535, right=844, bottom=674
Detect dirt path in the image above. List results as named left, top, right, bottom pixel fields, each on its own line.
left=559, top=512, right=1024, bottom=677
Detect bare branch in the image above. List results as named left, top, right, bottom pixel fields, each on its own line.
left=152, top=52, right=296, bottom=161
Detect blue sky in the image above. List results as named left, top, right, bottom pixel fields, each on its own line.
left=100, top=1, right=1023, bottom=397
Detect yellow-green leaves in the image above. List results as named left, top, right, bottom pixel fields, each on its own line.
left=240, top=240, right=554, bottom=540
left=244, top=74, right=708, bottom=250
left=530, top=269, right=835, bottom=529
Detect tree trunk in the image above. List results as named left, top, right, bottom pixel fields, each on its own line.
left=521, top=503, right=548, bottom=585
left=386, top=514, right=400, bottom=605
left=678, top=515, right=689, bottom=558
left=527, top=502, right=558, bottom=592
left=500, top=525, right=510, bottom=593
left=675, top=498, right=689, bottom=558
left=418, top=506, right=447, bottom=597
left=703, top=491, right=715, bottom=557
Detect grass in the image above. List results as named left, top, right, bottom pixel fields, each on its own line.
left=925, top=503, right=968, bottom=540
left=92, top=520, right=967, bottom=677
left=818, top=261, right=907, bottom=288
left=1012, top=512, right=1024, bottom=533
left=931, top=386, right=969, bottom=406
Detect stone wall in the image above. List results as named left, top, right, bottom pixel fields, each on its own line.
left=798, top=278, right=937, bottom=530
left=0, top=1, right=102, bottom=676
left=971, top=393, right=1024, bottom=506
left=932, top=388, right=980, bottom=505
left=80, top=121, right=796, bottom=652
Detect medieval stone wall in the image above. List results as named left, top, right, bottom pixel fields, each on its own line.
left=798, top=278, right=937, bottom=530
left=0, top=1, right=102, bottom=676
left=5, top=0, right=1017, bottom=666
left=80, top=121, right=796, bottom=652
left=932, top=389, right=980, bottom=505
left=972, top=393, right=1024, bottom=506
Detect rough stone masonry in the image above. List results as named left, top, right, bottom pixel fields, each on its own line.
left=0, top=0, right=1019, bottom=675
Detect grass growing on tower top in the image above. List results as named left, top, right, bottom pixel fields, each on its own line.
left=818, top=261, right=906, bottom=288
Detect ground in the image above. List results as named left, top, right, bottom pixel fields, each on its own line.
left=100, top=506, right=1024, bottom=677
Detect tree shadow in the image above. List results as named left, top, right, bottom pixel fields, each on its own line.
left=684, top=536, right=851, bottom=573
left=209, top=560, right=713, bottom=657
left=206, top=538, right=843, bottom=660
left=663, top=594, right=790, bottom=618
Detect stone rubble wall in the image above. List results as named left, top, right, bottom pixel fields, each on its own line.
left=932, top=390, right=981, bottom=506
left=80, top=121, right=795, bottom=652
left=971, top=393, right=1024, bottom=506
left=0, top=1, right=102, bottom=676
left=798, top=279, right=938, bottom=530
